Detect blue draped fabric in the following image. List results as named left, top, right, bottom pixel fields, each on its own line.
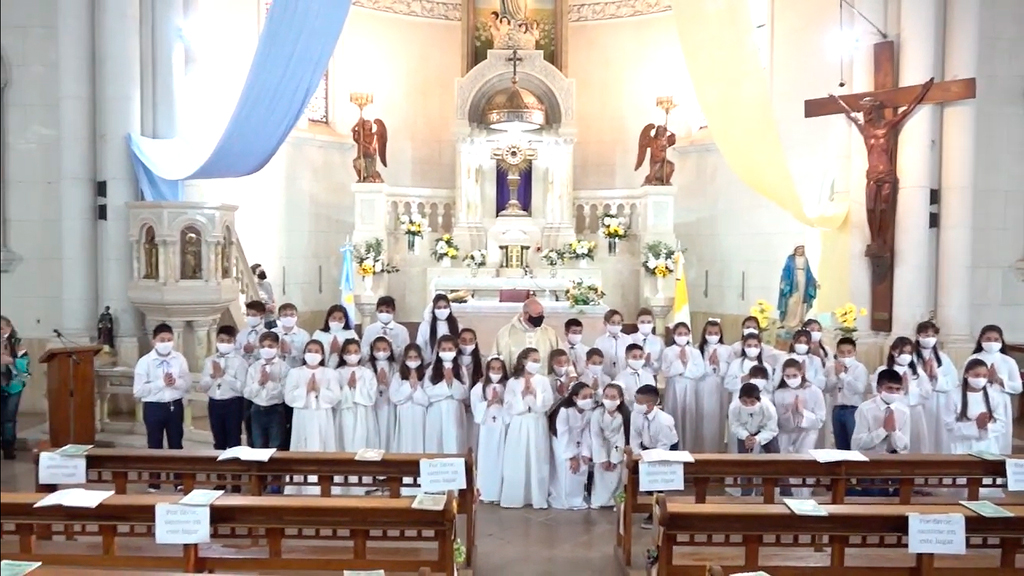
left=777, top=253, right=818, bottom=320
left=495, top=166, right=532, bottom=215
left=127, top=0, right=351, bottom=201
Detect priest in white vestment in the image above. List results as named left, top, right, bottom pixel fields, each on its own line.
left=492, top=299, right=560, bottom=374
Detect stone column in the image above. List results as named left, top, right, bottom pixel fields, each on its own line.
left=152, top=0, right=184, bottom=139
left=541, top=134, right=577, bottom=248
left=891, top=0, right=943, bottom=335
left=935, top=0, right=979, bottom=341
left=57, top=0, right=99, bottom=340
left=453, top=134, right=485, bottom=250
left=189, top=318, right=217, bottom=368
left=96, top=0, right=143, bottom=352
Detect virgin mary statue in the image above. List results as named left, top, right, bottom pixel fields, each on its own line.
left=777, top=245, right=819, bottom=329
left=500, top=0, right=528, bottom=22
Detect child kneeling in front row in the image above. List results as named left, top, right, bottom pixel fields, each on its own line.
left=728, top=381, right=780, bottom=496
left=629, top=384, right=677, bottom=529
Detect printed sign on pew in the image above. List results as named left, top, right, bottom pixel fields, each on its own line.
left=907, top=513, right=966, bottom=555
left=154, top=489, right=223, bottom=544
left=638, top=449, right=694, bottom=492
left=419, top=457, right=467, bottom=492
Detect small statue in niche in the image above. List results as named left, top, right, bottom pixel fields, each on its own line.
left=96, top=306, right=115, bottom=350
left=180, top=227, right=203, bottom=280
left=352, top=118, right=388, bottom=183
left=221, top=231, right=233, bottom=279
left=635, top=123, right=677, bottom=186
left=142, top=226, right=159, bottom=280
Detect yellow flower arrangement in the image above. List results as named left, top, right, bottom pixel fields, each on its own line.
left=432, top=234, right=460, bottom=262
left=654, top=263, right=670, bottom=278
left=749, top=299, right=774, bottom=329
left=357, top=262, right=375, bottom=277
left=833, top=302, right=868, bottom=336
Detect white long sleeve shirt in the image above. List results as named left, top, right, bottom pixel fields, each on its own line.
left=825, top=359, right=870, bottom=407
left=503, top=376, right=554, bottom=419
left=284, top=366, right=342, bottom=410
left=554, top=406, right=592, bottom=461
left=728, top=400, right=779, bottom=445
left=660, top=344, right=707, bottom=385
left=361, top=321, right=411, bottom=360
left=271, top=326, right=311, bottom=369
left=235, top=326, right=267, bottom=365
left=771, top=353, right=826, bottom=394
left=133, top=349, right=191, bottom=403
left=595, top=333, right=629, bottom=377
left=562, top=340, right=591, bottom=378
left=614, top=367, right=657, bottom=407
left=389, top=375, right=431, bottom=408
left=197, top=352, right=248, bottom=400
left=772, top=384, right=827, bottom=434
left=632, top=331, right=665, bottom=373
left=589, top=408, right=626, bottom=465
left=629, top=407, right=677, bottom=451
left=243, top=357, right=290, bottom=406
left=966, top=352, right=1023, bottom=395
left=942, top=385, right=1009, bottom=454
left=851, top=396, right=911, bottom=454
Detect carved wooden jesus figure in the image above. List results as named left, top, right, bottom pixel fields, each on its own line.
left=828, top=77, right=933, bottom=258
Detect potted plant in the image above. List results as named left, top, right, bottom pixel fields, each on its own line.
left=398, top=212, right=428, bottom=253
left=832, top=302, right=868, bottom=339
left=563, top=239, right=596, bottom=268
left=432, top=234, right=460, bottom=267
left=353, top=238, right=399, bottom=295
left=538, top=246, right=565, bottom=277
left=599, top=212, right=629, bottom=255
left=642, top=240, right=677, bottom=296
left=462, top=249, right=487, bottom=277
left=565, top=279, right=606, bottom=310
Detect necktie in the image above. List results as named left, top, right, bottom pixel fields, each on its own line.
left=643, top=416, right=652, bottom=448
left=633, top=371, right=641, bottom=388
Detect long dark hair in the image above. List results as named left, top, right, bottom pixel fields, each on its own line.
left=428, top=294, right=459, bottom=353
left=370, top=335, right=396, bottom=364
left=740, top=333, right=765, bottom=366
left=780, top=357, right=807, bottom=387
left=959, top=358, right=995, bottom=423
left=340, top=338, right=361, bottom=365
left=458, top=328, right=484, bottom=386
left=428, top=334, right=459, bottom=383
left=698, top=319, right=723, bottom=356
left=914, top=320, right=944, bottom=368
left=303, top=339, right=326, bottom=367
left=972, top=324, right=1005, bottom=355
left=601, top=382, right=631, bottom=443
left=886, top=336, right=919, bottom=377
left=483, top=356, right=509, bottom=387
left=802, top=319, right=829, bottom=357
left=0, top=315, right=20, bottom=352
left=510, top=347, right=539, bottom=379
left=789, top=329, right=812, bottom=353
left=320, top=304, right=353, bottom=332
left=740, top=315, right=761, bottom=334
left=398, top=343, right=427, bottom=382
left=548, top=381, right=591, bottom=437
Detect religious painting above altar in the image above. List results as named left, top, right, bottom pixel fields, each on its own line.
left=464, top=0, right=567, bottom=72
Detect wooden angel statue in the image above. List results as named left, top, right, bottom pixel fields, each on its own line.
left=352, top=118, right=388, bottom=183
left=635, top=123, right=676, bottom=186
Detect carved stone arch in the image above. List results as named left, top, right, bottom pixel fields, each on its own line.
left=466, top=71, right=564, bottom=127
left=169, top=215, right=213, bottom=239
left=456, top=50, right=575, bottom=127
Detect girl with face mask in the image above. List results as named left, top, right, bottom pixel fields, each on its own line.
left=660, top=322, right=707, bottom=453
left=772, top=329, right=827, bottom=395
left=458, top=328, right=485, bottom=453
left=547, top=382, right=596, bottom=510
left=772, top=359, right=826, bottom=498
left=415, top=294, right=461, bottom=363
left=334, top=339, right=379, bottom=494
left=724, top=333, right=775, bottom=407
left=389, top=344, right=430, bottom=458
left=730, top=315, right=780, bottom=366
left=369, top=336, right=397, bottom=451
left=473, top=356, right=510, bottom=503
left=548, top=348, right=575, bottom=402
left=500, top=347, right=554, bottom=509
left=632, top=308, right=664, bottom=373
left=283, top=340, right=343, bottom=494
left=589, top=382, right=631, bottom=508
left=693, top=320, right=733, bottom=453
left=965, top=325, right=1021, bottom=455
left=871, top=337, right=933, bottom=453
left=943, top=358, right=1009, bottom=460
left=913, top=321, right=958, bottom=454
left=311, top=305, right=357, bottom=369
left=424, top=335, right=469, bottom=455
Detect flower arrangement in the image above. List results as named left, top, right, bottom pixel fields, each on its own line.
left=833, top=302, right=868, bottom=337
left=398, top=212, right=428, bottom=239
left=563, top=239, right=597, bottom=261
left=614, top=490, right=626, bottom=505
left=642, top=241, right=677, bottom=278
left=353, top=238, right=399, bottom=277
left=432, top=234, right=460, bottom=262
left=453, top=538, right=467, bottom=566
left=750, top=299, right=778, bottom=330
left=463, top=249, right=486, bottom=269
left=538, top=246, right=565, bottom=267
left=565, top=279, right=606, bottom=307
left=599, top=212, right=630, bottom=240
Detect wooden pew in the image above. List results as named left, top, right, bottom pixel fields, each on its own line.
left=653, top=497, right=1023, bottom=575
left=616, top=450, right=1013, bottom=566
left=1, top=493, right=456, bottom=575
left=34, top=448, right=477, bottom=566
left=27, top=568, right=433, bottom=575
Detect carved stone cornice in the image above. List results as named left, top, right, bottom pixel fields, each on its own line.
left=568, top=0, right=672, bottom=22
left=353, top=0, right=461, bottom=21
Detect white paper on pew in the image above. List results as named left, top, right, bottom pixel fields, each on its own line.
left=0, top=559, right=43, bottom=576
left=730, top=572, right=772, bottom=576
left=639, top=461, right=684, bottom=492
left=54, top=444, right=93, bottom=456
left=155, top=503, right=211, bottom=544
left=1005, top=458, right=1024, bottom=491
left=178, top=489, right=224, bottom=506
left=216, top=446, right=276, bottom=462
left=640, top=449, right=694, bottom=463
left=342, top=571, right=385, bottom=576
left=37, top=452, right=87, bottom=485
left=355, top=448, right=385, bottom=461
left=419, top=457, right=467, bottom=492
left=411, top=493, right=448, bottom=510
left=33, top=488, right=114, bottom=508
left=907, top=513, right=966, bottom=555
left=808, top=449, right=869, bottom=463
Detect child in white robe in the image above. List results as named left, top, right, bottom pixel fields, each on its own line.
left=730, top=315, right=781, bottom=366
left=548, top=348, right=575, bottom=401
left=616, top=343, right=656, bottom=408
left=335, top=339, right=379, bottom=452
left=360, top=295, right=410, bottom=360
left=415, top=293, right=461, bottom=363
left=725, top=334, right=775, bottom=405
left=594, top=309, right=629, bottom=377
left=548, top=382, right=595, bottom=510
left=632, top=307, right=664, bottom=374
left=802, top=319, right=833, bottom=448
left=695, top=319, right=733, bottom=453
left=945, top=359, right=1009, bottom=455
left=311, top=304, right=358, bottom=369
left=660, top=321, right=706, bottom=452
left=728, top=382, right=780, bottom=496
left=589, top=382, right=629, bottom=509
left=500, top=347, right=554, bottom=509
left=914, top=321, right=959, bottom=454
left=389, top=344, right=429, bottom=454
left=871, top=337, right=933, bottom=453
left=773, top=358, right=826, bottom=497
left=473, top=356, right=509, bottom=503
left=284, top=341, right=342, bottom=495
left=457, top=328, right=485, bottom=454
left=425, top=335, right=469, bottom=454
left=771, top=329, right=826, bottom=394
left=368, top=335, right=397, bottom=452
left=577, top=348, right=610, bottom=399
left=965, top=324, right=1022, bottom=455
left=562, top=318, right=589, bottom=377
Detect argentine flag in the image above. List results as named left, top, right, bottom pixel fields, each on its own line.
left=672, top=251, right=691, bottom=327
left=339, top=243, right=357, bottom=322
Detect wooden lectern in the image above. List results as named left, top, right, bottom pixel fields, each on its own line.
left=38, top=345, right=103, bottom=447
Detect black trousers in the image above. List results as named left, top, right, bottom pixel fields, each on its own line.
left=208, top=396, right=244, bottom=450
left=242, top=399, right=254, bottom=447
left=143, top=400, right=184, bottom=450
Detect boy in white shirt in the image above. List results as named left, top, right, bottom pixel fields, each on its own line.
left=632, top=308, right=664, bottom=374
left=615, top=343, right=657, bottom=407
left=562, top=318, right=588, bottom=377
left=198, top=325, right=248, bottom=451
left=594, top=309, right=628, bottom=377
left=237, top=300, right=268, bottom=365
left=360, top=295, right=410, bottom=359
left=243, top=332, right=290, bottom=458
left=272, top=302, right=310, bottom=369
left=629, top=384, right=677, bottom=529
left=826, top=336, right=869, bottom=451
left=728, top=382, right=780, bottom=496
left=851, top=368, right=910, bottom=496
left=577, top=348, right=611, bottom=398
left=133, top=323, right=191, bottom=492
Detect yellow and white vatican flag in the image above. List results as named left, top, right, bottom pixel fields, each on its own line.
left=672, top=251, right=691, bottom=327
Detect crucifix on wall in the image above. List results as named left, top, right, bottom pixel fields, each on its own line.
left=804, top=40, right=976, bottom=332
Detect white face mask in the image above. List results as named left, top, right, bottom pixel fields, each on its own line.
left=373, top=351, right=391, bottom=361
left=880, top=391, right=902, bottom=405
left=377, top=312, right=393, bottom=325
left=744, top=347, right=761, bottom=358
left=602, top=398, right=620, bottom=411
left=154, top=341, right=174, bottom=355
left=405, top=360, right=422, bottom=369
left=637, top=323, right=654, bottom=336
left=967, top=377, right=988, bottom=390
left=839, top=356, right=856, bottom=367
left=750, top=378, right=767, bottom=390
left=809, top=331, right=823, bottom=343
left=459, top=344, right=476, bottom=355
left=438, top=351, right=457, bottom=362
left=566, top=333, right=583, bottom=346
left=328, top=321, right=347, bottom=333
left=783, top=376, right=802, bottom=388
left=740, top=404, right=759, bottom=415
left=259, top=347, right=277, bottom=360
left=631, top=403, right=648, bottom=415
left=587, top=365, right=603, bottom=376
left=894, top=353, right=913, bottom=366
left=343, top=354, right=361, bottom=366
left=279, top=316, right=297, bottom=328
left=553, top=365, right=567, bottom=376
left=488, top=372, right=502, bottom=383
left=304, top=352, right=323, bottom=366
left=458, top=354, right=473, bottom=365
left=434, top=308, right=451, bottom=320
left=674, top=335, right=690, bottom=347
left=793, top=343, right=809, bottom=355
left=525, top=361, right=542, bottom=374
left=981, top=341, right=1002, bottom=354
left=627, top=358, right=645, bottom=371
left=607, top=325, right=622, bottom=336
left=742, top=327, right=759, bottom=336
left=245, top=316, right=262, bottom=328
left=918, top=336, right=936, bottom=349
left=216, top=342, right=234, bottom=355
left=705, top=335, right=721, bottom=345
left=576, top=398, right=595, bottom=410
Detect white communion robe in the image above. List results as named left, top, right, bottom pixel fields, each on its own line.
left=472, top=381, right=508, bottom=503
left=284, top=366, right=342, bottom=495
left=589, top=407, right=627, bottom=508
left=388, top=375, right=429, bottom=454
left=918, top=349, right=958, bottom=454
left=549, top=406, right=592, bottom=510
left=415, top=320, right=458, bottom=363
left=724, top=357, right=774, bottom=404
left=771, top=353, right=826, bottom=394
left=943, top=385, right=1008, bottom=456
left=335, top=365, right=380, bottom=495
left=965, top=352, right=1022, bottom=454
left=871, top=365, right=933, bottom=453
left=459, top=362, right=479, bottom=454
left=500, top=375, right=553, bottom=509
left=370, top=360, right=398, bottom=452
left=773, top=383, right=826, bottom=498
left=694, top=343, right=733, bottom=453
left=659, top=344, right=707, bottom=452
left=425, top=372, right=470, bottom=454
left=311, top=328, right=359, bottom=369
